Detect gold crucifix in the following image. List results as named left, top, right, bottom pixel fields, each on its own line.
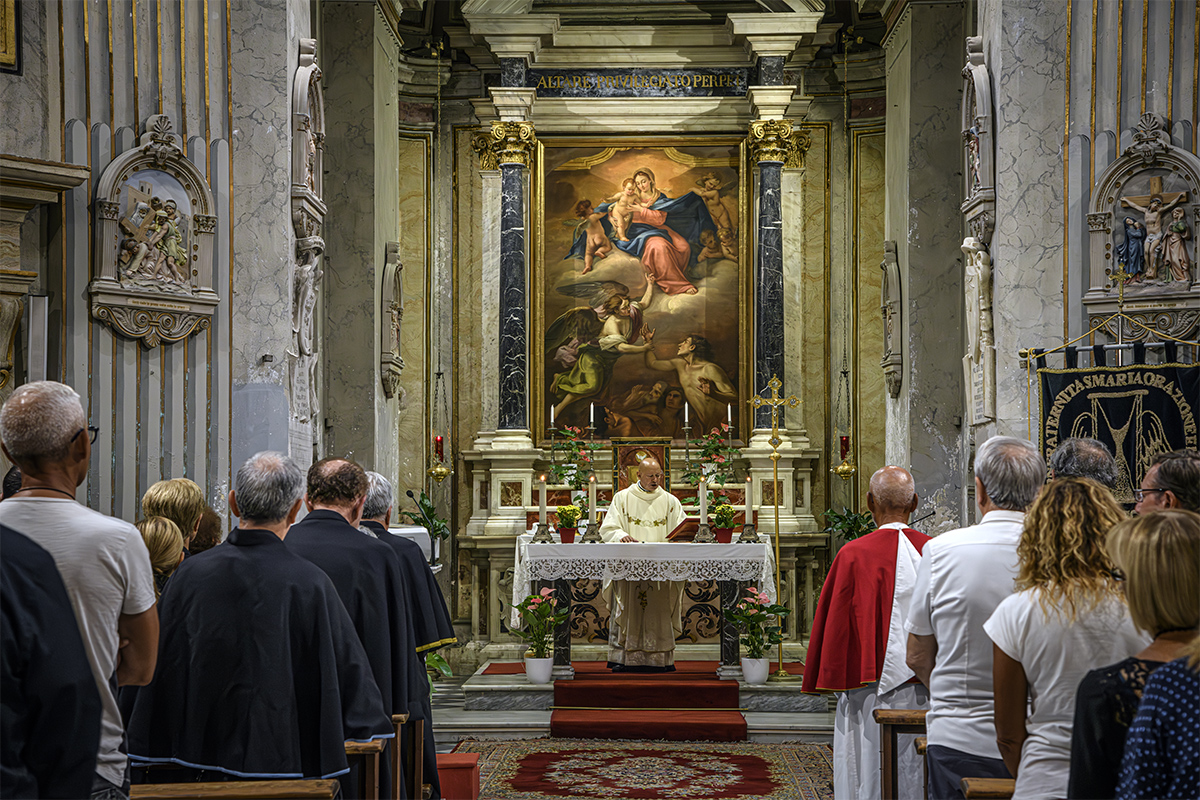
left=747, top=375, right=801, bottom=681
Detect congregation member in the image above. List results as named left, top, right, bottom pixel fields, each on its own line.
left=1, top=525, right=103, bottom=799
left=135, top=517, right=185, bottom=598
left=985, top=478, right=1148, bottom=800
left=189, top=505, right=224, bottom=554
left=0, top=381, right=158, bottom=800
left=599, top=456, right=687, bottom=672
left=1048, top=436, right=1118, bottom=489
left=1068, top=509, right=1200, bottom=799
left=141, top=478, right=206, bottom=551
left=905, top=435, right=1044, bottom=799
left=802, top=466, right=930, bottom=800
left=1116, top=629, right=1200, bottom=800
left=286, top=458, right=431, bottom=799
left=2, top=465, right=20, bottom=499
left=127, top=452, right=392, bottom=782
left=1134, top=448, right=1200, bottom=513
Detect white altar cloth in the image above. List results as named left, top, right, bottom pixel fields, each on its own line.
left=511, top=535, right=776, bottom=628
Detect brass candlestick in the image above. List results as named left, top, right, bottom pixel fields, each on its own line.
left=749, top=375, right=802, bottom=682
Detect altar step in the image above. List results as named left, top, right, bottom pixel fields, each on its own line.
left=551, top=709, right=748, bottom=742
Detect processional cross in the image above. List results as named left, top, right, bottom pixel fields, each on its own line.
left=747, top=375, right=801, bottom=680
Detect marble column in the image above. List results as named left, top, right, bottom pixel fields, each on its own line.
left=492, top=121, right=536, bottom=432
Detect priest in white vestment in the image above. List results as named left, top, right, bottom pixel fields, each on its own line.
left=599, top=457, right=687, bottom=672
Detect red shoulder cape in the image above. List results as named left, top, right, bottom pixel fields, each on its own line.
left=800, top=527, right=930, bottom=693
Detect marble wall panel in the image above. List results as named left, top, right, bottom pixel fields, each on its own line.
left=855, top=131, right=886, bottom=505
left=0, top=0, right=53, bottom=160
left=395, top=131, right=430, bottom=494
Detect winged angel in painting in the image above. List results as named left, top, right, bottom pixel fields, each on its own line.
left=546, top=279, right=655, bottom=418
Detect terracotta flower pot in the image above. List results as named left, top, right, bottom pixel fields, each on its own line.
left=713, top=527, right=734, bottom=543
left=557, top=527, right=577, bottom=543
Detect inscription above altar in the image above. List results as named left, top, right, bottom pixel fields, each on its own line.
left=527, top=68, right=749, bottom=98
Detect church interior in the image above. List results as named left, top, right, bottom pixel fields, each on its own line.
left=2, top=0, right=1198, bottom=798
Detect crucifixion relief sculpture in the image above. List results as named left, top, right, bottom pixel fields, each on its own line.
left=1120, top=176, right=1187, bottom=283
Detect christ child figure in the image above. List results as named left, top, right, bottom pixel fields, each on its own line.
left=573, top=199, right=612, bottom=274
left=697, top=229, right=722, bottom=261
left=695, top=172, right=734, bottom=230
left=605, top=178, right=644, bottom=242
left=717, top=227, right=739, bottom=262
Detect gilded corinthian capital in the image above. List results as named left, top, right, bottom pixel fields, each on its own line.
left=471, top=130, right=499, bottom=171
left=489, top=121, right=537, bottom=168
left=747, top=119, right=810, bottom=167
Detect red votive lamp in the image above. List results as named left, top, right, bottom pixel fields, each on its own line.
left=435, top=435, right=444, bottom=461
left=839, top=435, right=851, bottom=461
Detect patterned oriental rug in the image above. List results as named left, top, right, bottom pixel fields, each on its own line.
left=453, top=739, right=834, bottom=800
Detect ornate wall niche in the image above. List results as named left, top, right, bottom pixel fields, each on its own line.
left=960, top=36, right=995, bottom=245
left=1083, top=113, right=1199, bottom=342
left=962, top=237, right=995, bottom=426
left=879, top=240, right=902, bottom=399
left=89, top=115, right=219, bottom=347
left=381, top=241, right=404, bottom=399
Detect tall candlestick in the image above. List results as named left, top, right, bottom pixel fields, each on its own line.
left=588, top=475, right=597, bottom=527
left=699, top=477, right=708, bottom=525
left=538, top=475, right=547, bottom=525
left=684, top=402, right=690, bottom=427
left=745, top=476, right=752, bottom=513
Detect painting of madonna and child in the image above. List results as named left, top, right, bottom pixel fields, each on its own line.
left=537, top=140, right=748, bottom=444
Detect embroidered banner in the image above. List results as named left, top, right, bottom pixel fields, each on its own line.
left=1039, top=364, right=1199, bottom=503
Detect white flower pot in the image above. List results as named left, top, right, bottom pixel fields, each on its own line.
left=524, top=656, right=554, bottom=685
left=741, top=656, right=770, bottom=685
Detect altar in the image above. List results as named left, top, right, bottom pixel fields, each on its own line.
left=513, top=535, right=777, bottom=679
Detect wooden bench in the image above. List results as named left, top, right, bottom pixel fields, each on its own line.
left=390, top=713, right=410, bottom=800
left=914, top=736, right=928, bottom=800
left=131, top=780, right=340, bottom=799
left=346, top=739, right=386, bottom=800
left=872, top=708, right=928, bottom=800
left=960, top=777, right=1016, bottom=799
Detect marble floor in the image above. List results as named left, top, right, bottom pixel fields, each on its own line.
left=430, top=665, right=835, bottom=752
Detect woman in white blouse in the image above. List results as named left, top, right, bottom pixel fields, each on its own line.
left=984, top=478, right=1150, bottom=800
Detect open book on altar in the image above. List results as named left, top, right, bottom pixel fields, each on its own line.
left=666, top=517, right=703, bottom=542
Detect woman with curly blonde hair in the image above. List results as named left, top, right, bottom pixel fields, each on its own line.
left=983, top=478, right=1150, bottom=800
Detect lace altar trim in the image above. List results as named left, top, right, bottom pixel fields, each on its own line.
left=524, top=557, right=769, bottom=583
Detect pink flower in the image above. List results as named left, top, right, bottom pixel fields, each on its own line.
left=758, top=593, right=770, bottom=603
left=714, top=455, right=726, bottom=463
left=746, top=587, right=758, bottom=594
left=540, top=587, right=553, bottom=597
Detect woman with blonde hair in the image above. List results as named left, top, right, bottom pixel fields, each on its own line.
left=983, top=478, right=1150, bottom=800
left=1068, top=510, right=1200, bottom=798
left=136, top=516, right=185, bottom=598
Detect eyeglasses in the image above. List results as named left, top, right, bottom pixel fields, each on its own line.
left=1108, top=567, right=1127, bottom=583
left=1133, top=488, right=1166, bottom=502
left=71, top=426, right=100, bottom=444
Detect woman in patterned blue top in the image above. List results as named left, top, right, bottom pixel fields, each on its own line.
left=1116, top=629, right=1200, bottom=799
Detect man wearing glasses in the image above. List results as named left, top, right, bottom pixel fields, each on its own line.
left=0, top=381, right=158, bottom=800
left=1134, top=449, right=1200, bottom=514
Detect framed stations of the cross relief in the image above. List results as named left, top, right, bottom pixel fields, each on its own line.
left=532, top=136, right=752, bottom=446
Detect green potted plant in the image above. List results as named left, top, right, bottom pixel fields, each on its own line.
left=511, top=587, right=570, bottom=684
left=402, top=490, right=450, bottom=565
left=681, top=422, right=740, bottom=489
left=555, top=504, right=581, bottom=543
left=548, top=426, right=603, bottom=491
left=822, top=506, right=875, bottom=542
left=724, top=586, right=791, bottom=685
left=712, top=498, right=737, bottom=543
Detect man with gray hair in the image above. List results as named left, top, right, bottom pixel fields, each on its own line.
left=0, top=381, right=157, bottom=800
left=1049, top=437, right=1118, bottom=490
left=905, top=436, right=1045, bottom=799
left=127, top=452, right=392, bottom=781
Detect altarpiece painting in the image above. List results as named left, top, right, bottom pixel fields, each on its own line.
left=533, top=138, right=749, bottom=445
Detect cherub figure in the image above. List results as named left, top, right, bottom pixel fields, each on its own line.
left=695, top=171, right=735, bottom=230
left=604, top=178, right=645, bottom=242
left=570, top=199, right=612, bottom=274
left=717, top=227, right=738, bottom=262
left=697, top=229, right=722, bottom=261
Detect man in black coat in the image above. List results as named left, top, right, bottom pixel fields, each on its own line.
left=1, top=525, right=103, bottom=799
left=126, top=452, right=392, bottom=785
left=287, top=459, right=435, bottom=800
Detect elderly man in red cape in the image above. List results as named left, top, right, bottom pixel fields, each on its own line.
left=802, top=466, right=930, bottom=800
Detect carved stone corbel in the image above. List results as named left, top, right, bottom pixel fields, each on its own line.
left=879, top=240, right=903, bottom=399
left=380, top=241, right=404, bottom=399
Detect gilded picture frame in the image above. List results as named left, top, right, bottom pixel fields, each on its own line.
left=532, top=136, right=751, bottom=447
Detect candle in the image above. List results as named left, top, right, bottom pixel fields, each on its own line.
left=684, top=402, right=690, bottom=427
left=538, top=475, right=547, bottom=525
left=727, top=404, right=732, bottom=429
left=549, top=405, right=555, bottom=428
left=699, top=477, right=708, bottom=525
left=746, top=476, right=752, bottom=511
left=435, top=435, right=444, bottom=461
left=588, top=475, right=597, bottom=527
left=589, top=402, right=594, bottom=427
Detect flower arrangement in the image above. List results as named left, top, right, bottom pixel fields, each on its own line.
left=556, top=504, right=582, bottom=528
left=549, top=426, right=603, bottom=490
left=723, top=586, right=791, bottom=659
left=682, top=422, right=740, bottom=488
left=712, top=499, right=737, bottom=530
left=512, top=587, right=571, bottom=659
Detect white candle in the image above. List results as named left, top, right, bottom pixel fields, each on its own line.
left=550, top=405, right=555, bottom=428
left=745, top=476, right=752, bottom=511
left=588, top=475, right=597, bottom=527
left=539, top=475, right=547, bottom=525
left=699, top=477, right=708, bottom=525
left=684, top=402, right=690, bottom=427
left=727, top=404, right=732, bottom=429
left=589, top=402, right=594, bottom=427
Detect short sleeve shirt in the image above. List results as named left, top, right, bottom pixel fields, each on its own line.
left=904, top=510, right=1024, bottom=758
left=0, top=498, right=156, bottom=786
left=1116, top=658, right=1200, bottom=800
left=985, top=590, right=1149, bottom=800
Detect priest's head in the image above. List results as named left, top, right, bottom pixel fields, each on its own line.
left=637, top=457, right=664, bottom=493
left=306, top=457, right=369, bottom=526
left=866, top=466, right=918, bottom=527
left=229, top=452, right=305, bottom=537
left=362, top=471, right=395, bottom=526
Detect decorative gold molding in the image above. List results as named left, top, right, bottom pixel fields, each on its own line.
left=747, top=119, right=806, bottom=166
left=0, top=0, right=16, bottom=70
left=490, top=121, right=536, bottom=168
left=471, top=129, right=499, bottom=171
